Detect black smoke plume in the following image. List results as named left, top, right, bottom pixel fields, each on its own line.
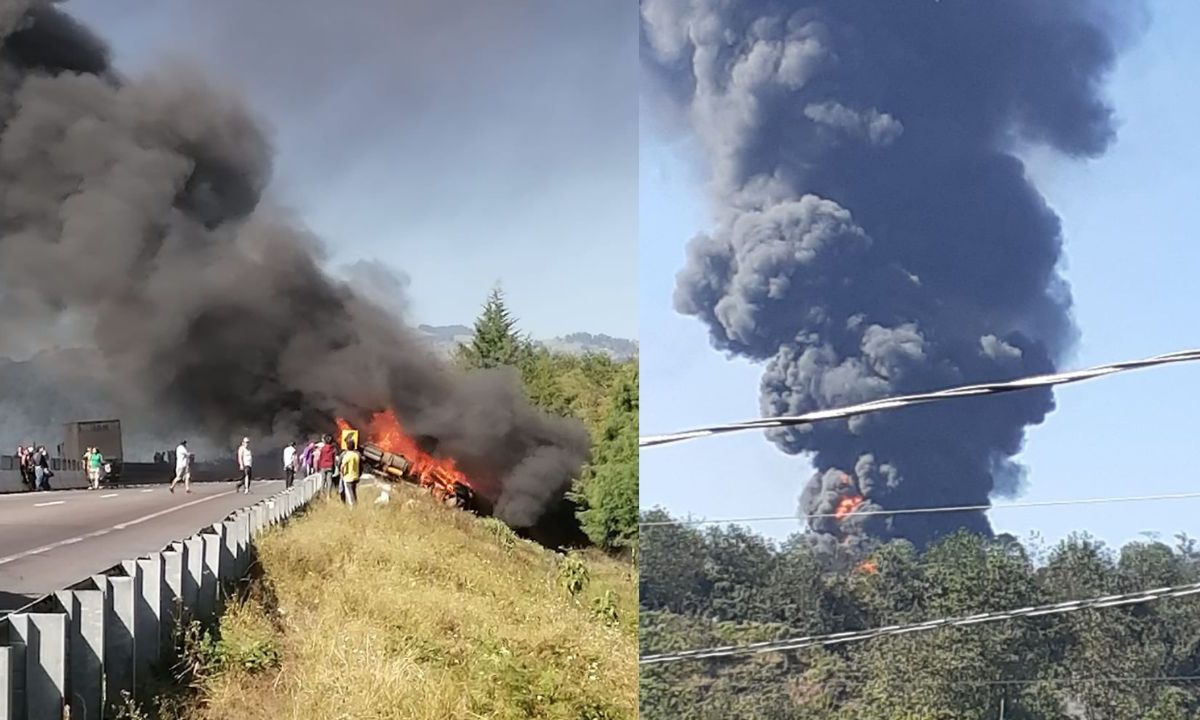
left=0, top=1, right=590, bottom=533
left=642, top=0, right=1141, bottom=550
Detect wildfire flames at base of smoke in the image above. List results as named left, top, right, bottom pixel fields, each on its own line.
left=833, top=494, right=865, bottom=521
left=336, top=410, right=471, bottom=498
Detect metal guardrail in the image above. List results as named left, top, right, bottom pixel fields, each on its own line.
left=0, top=473, right=322, bottom=719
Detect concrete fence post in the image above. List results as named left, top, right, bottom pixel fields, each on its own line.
left=183, top=536, right=203, bottom=616
left=6, top=613, right=67, bottom=720
left=123, top=554, right=164, bottom=684
left=201, top=529, right=223, bottom=617
left=212, top=522, right=232, bottom=584
left=0, top=645, right=14, bottom=720
left=55, top=588, right=104, bottom=720
left=234, top=513, right=249, bottom=575
left=222, top=520, right=239, bottom=583
left=99, top=573, right=136, bottom=710
left=161, top=547, right=184, bottom=655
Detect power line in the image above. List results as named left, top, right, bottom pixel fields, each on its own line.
left=640, top=348, right=1200, bottom=448
left=763, top=668, right=1200, bottom=687
left=639, top=579, right=1200, bottom=666
left=639, top=490, right=1200, bottom=528
left=956, top=674, right=1200, bottom=687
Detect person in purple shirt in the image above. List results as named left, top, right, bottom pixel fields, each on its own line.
left=300, top=439, right=316, bottom=476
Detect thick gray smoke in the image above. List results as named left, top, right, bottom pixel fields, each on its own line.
left=642, top=0, right=1141, bottom=549
left=0, top=1, right=590, bottom=530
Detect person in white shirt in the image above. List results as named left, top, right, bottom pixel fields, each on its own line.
left=282, top=441, right=296, bottom=489
left=169, top=440, right=192, bottom=494
left=237, top=437, right=253, bottom=494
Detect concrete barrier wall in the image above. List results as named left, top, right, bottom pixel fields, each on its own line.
left=0, top=474, right=322, bottom=720
left=0, top=468, right=88, bottom=494
left=2, top=464, right=241, bottom=494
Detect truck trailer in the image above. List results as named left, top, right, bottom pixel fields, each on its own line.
left=339, top=429, right=475, bottom=510
left=62, top=419, right=123, bottom=484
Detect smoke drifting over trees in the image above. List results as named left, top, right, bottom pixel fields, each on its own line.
left=0, top=1, right=590, bottom=530
left=641, top=0, right=1142, bottom=548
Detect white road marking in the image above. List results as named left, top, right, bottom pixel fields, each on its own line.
left=141, top=489, right=154, bottom=493
left=33, top=501, right=65, bottom=507
left=101, top=493, right=119, bottom=498
left=0, top=488, right=240, bottom=567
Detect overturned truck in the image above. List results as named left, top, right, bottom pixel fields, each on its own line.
left=340, top=429, right=476, bottom=511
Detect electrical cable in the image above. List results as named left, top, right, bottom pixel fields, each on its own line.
left=641, top=348, right=1200, bottom=448
left=639, top=579, right=1200, bottom=665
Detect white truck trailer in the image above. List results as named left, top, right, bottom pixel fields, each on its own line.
left=62, top=418, right=123, bottom=483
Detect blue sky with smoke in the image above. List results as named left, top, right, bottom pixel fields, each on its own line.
left=640, top=0, right=1200, bottom=550
left=62, top=0, right=637, bottom=340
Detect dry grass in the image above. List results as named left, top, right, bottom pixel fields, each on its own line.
left=175, top=484, right=638, bottom=720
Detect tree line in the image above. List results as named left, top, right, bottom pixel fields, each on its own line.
left=455, top=288, right=637, bottom=554
left=640, top=507, right=1200, bottom=720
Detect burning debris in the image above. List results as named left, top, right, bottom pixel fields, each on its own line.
left=856, top=560, right=878, bottom=575
left=337, top=411, right=476, bottom=510
left=641, top=0, right=1139, bottom=550
left=0, top=1, right=591, bottom=534
left=833, top=494, right=864, bottom=522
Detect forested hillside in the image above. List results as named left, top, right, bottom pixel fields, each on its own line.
left=641, top=509, right=1200, bottom=720
left=456, top=288, right=638, bottom=553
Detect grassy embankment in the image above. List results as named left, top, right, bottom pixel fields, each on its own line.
left=132, top=482, right=637, bottom=720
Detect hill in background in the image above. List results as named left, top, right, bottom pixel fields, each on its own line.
left=417, top=324, right=638, bottom=361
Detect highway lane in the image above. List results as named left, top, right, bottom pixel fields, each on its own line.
left=0, top=479, right=285, bottom=611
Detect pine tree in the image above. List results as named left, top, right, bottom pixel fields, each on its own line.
left=456, top=287, right=531, bottom=370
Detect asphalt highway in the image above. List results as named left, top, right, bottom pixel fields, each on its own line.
left=0, top=479, right=284, bottom=612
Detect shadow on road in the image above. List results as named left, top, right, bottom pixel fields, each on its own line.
left=0, top=589, right=36, bottom=613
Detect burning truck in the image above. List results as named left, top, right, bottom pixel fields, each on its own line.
left=336, top=411, right=477, bottom=512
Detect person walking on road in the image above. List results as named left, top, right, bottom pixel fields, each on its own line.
left=84, top=446, right=105, bottom=490
left=282, top=441, right=297, bottom=489
left=237, top=437, right=253, bottom=494
left=339, top=437, right=361, bottom=507
left=169, top=440, right=192, bottom=494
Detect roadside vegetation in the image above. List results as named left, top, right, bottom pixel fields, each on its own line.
left=129, top=485, right=636, bottom=719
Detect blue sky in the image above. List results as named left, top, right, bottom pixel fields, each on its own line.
left=64, top=0, right=637, bottom=341
left=640, top=0, right=1200, bottom=551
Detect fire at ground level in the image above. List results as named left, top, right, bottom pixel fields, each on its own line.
left=334, top=410, right=588, bottom=550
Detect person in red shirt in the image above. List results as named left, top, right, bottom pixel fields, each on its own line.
left=316, top=434, right=337, bottom=495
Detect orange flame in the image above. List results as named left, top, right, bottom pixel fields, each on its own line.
left=337, top=409, right=470, bottom=495
left=833, top=494, right=864, bottom=520
left=857, top=560, right=879, bottom=574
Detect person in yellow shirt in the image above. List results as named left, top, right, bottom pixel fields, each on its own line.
left=339, top=438, right=362, bottom=507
